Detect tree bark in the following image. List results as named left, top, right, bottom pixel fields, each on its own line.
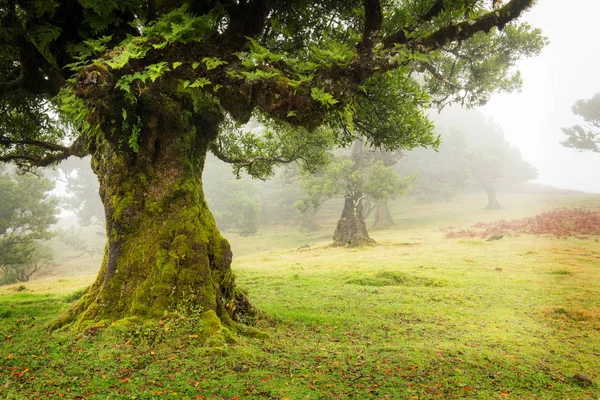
left=332, top=140, right=375, bottom=247
left=50, top=94, right=254, bottom=335
left=484, top=183, right=502, bottom=209
left=373, top=200, right=394, bottom=229
left=332, top=189, right=374, bottom=246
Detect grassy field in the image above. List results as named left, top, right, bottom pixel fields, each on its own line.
left=1, top=190, right=599, bottom=399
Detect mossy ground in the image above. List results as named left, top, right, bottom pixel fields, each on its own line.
left=1, top=191, right=599, bottom=398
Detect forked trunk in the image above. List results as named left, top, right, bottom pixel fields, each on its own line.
left=51, top=95, right=253, bottom=335
left=332, top=140, right=375, bottom=247
left=332, top=186, right=375, bottom=247
left=484, top=183, right=502, bottom=209
left=372, top=200, right=394, bottom=229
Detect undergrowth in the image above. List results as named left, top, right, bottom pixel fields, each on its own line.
left=444, top=207, right=600, bottom=239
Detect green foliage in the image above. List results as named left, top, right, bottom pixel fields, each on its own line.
left=296, top=149, right=413, bottom=212
left=143, top=6, right=219, bottom=44
left=425, top=23, right=548, bottom=108
left=214, top=116, right=334, bottom=180
left=363, top=161, right=415, bottom=201
left=145, top=61, right=171, bottom=83
left=561, top=93, right=600, bottom=153
left=295, top=157, right=351, bottom=212
left=0, top=168, right=57, bottom=284
left=310, top=87, right=339, bottom=108
left=348, top=69, right=438, bottom=152
left=202, top=57, right=228, bottom=71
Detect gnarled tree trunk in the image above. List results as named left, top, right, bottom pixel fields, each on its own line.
left=51, top=92, right=253, bottom=335
left=484, top=183, right=502, bottom=209
left=332, top=140, right=375, bottom=247
left=333, top=186, right=375, bottom=247
left=372, top=200, right=394, bottom=229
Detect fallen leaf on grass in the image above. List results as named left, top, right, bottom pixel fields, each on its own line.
left=500, top=393, right=510, bottom=397
left=13, top=368, right=29, bottom=378
left=6, top=354, right=14, bottom=359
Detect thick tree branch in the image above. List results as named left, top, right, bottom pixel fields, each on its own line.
left=359, top=0, right=383, bottom=57
left=381, top=0, right=444, bottom=48
left=0, top=136, right=89, bottom=168
left=417, top=0, right=535, bottom=51
left=382, top=0, right=534, bottom=50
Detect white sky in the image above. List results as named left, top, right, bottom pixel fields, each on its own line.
left=478, top=0, right=600, bottom=193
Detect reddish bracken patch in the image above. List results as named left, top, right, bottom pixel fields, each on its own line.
left=444, top=208, right=600, bottom=239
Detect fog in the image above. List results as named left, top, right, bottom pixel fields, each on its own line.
left=3, top=0, right=600, bottom=282
left=479, top=0, right=600, bottom=193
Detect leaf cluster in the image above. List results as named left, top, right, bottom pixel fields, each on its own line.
left=561, top=93, right=600, bottom=153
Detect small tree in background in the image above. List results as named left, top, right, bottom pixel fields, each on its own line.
left=431, top=108, right=537, bottom=209
left=561, top=93, right=600, bottom=153
left=464, top=128, right=537, bottom=210
left=364, top=161, right=415, bottom=229
left=295, top=156, right=348, bottom=232
left=296, top=146, right=413, bottom=240
left=399, top=130, right=469, bottom=203
left=0, top=169, right=57, bottom=284
left=55, top=157, right=105, bottom=227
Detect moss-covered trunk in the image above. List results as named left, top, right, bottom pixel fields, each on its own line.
left=373, top=200, right=394, bottom=229
left=51, top=94, right=253, bottom=333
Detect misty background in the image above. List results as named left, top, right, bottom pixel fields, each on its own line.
left=479, top=0, right=600, bottom=194
left=4, top=0, right=600, bottom=283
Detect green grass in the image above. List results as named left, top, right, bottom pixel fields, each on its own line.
left=1, top=191, right=600, bottom=398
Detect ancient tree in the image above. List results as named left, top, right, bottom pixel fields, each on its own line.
left=0, top=0, right=544, bottom=332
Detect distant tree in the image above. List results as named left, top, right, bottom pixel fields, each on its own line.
left=203, top=156, right=261, bottom=236
left=405, top=108, right=536, bottom=209
left=297, top=142, right=413, bottom=240
left=561, top=93, right=600, bottom=153
left=295, top=156, right=348, bottom=232
left=55, top=226, right=103, bottom=258
left=364, top=161, right=415, bottom=229
left=399, top=130, right=469, bottom=203
left=0, top=169, right=57, bottom=284
left=455, top=113, right=536, bottom=209
left=55, top=157, right=105, bottom=227
left=256, top=169, right=303, bottom=227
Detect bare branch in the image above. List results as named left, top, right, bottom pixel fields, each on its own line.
left=0, top=136, right=89, bottom=168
